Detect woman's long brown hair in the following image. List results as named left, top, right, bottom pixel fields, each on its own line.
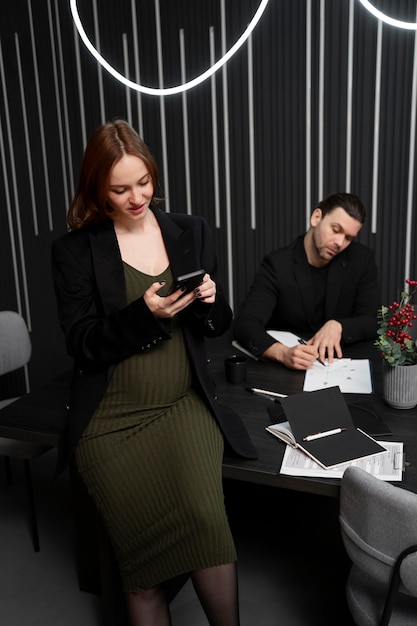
left=67, top=120, right=159, bottom=230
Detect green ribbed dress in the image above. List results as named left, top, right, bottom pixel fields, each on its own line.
left=74, top=264, right=236, bottom=592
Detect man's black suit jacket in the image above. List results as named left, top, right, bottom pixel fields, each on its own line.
left=52, top=207, right=257, bottom=474
left=234, top=235, right=380, bottom=358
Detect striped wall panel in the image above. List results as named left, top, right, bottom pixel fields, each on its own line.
left=0, top=0, right=416, bottom=389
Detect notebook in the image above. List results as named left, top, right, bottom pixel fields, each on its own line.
left=266, top=386, right=387, bottom=469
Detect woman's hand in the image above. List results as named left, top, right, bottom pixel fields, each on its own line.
left=144, top=273, right=216, bottom=318
left=193, top=273, right=216, bottom=304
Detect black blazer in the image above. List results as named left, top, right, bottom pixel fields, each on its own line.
left=51, top=208, right=257, bottom=474
left=234, top=235, right=380, bottom=357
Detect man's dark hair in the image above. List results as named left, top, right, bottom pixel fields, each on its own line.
left=317, top=192, right=366, bottom=224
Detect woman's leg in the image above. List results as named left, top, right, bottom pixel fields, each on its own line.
left=125, top=586, right=172, bottom=626
left=191, top=562, right=240, bottom=626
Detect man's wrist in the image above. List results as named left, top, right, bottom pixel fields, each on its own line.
left=332, top=319, right=343, bottom=336
left=263, top=341, right=284, bottom=363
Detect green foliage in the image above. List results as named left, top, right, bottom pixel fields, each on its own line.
left=374, top=280, right=417, bottom=366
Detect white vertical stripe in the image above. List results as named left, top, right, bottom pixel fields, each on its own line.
left=180, top=30, right=192, bottom=215
left=210, top=27, right=221, bottom=229
left=318, top=0, right=325, bottom=200
left=404, top=18, right=417, bottom=283
left=345, top=0, right=354, bottom=191
left=92, top=0, right=105, bottom=123
left=154, top=0, right=170, bottom=212
left=47, top=0, right=71, bottom=209
left=130, top=0, right=144, bottom=138
left=123, top=34, right=132, bottom=125
left=247, top=34, right=256, bottom=230
left=53, top=0, right=75, bottom=194
left=0, top=42, right=31, bottom=328
left=26, top=0, right=53, bottom=231
left=371, top=20, right=383, bottom=234
left=220, top=0, right=234, bottom=308
left=73, top=21, right=87, bottom=148
left=306, top=0, right=312, bottom=227
left=14, top=35, right=38, bottom=236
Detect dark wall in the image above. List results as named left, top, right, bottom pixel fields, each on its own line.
left=1, top=0, right=417, bottom=393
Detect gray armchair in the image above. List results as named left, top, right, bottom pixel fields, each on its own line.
left=339, top=465, right=417, bottom=625
left=0, top=310, right=53, bottom=551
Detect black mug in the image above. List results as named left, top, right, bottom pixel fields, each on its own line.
left=225, top=355, right=248, bottom=384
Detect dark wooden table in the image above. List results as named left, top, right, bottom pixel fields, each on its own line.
left=0, top=331, right=416, bottom=498
left=207, top=331, right=417, bottom=497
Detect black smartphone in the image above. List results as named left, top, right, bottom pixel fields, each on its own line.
left=168, top=268, right=205, bottom=296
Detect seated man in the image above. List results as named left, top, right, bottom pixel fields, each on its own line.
left=233, top=192, right=380, bottom=370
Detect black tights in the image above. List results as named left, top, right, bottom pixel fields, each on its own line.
left=126, top=562, right=240, bottom=626
left=191, top=562, right=240, bottom=626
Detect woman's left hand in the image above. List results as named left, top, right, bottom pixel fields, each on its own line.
left=194, top=273, right=216, bottom=304
left=144, top=273, right=216, bottom=318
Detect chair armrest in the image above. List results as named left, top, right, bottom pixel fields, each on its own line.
left=381, top=544, right=417, bottom=626
left=401, top=548, right=417, bottom=596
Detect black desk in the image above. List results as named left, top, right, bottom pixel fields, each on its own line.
left=207, top=333, right=417, bottom=497
left=0, top=334, right=416, bottom=497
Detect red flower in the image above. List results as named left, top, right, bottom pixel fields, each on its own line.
left=375, top=279, right=417, bottom=366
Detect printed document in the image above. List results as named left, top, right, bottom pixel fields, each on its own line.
left=280, top=440, right=403, bottom=481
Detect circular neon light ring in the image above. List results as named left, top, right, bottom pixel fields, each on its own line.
left=70, top=0, right=270, bottom=95
left=358, top=0, right=417, bottom=30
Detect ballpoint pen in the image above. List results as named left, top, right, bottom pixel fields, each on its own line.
left=302, top=427, right=347, bottom=442
left=297, top=338, right=326, bottom=367
left=246, top=387, right=288, bottom=402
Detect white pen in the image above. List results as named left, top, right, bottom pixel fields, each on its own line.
left=302, top=427, right=347, bottom=442
left=247, top=387, right=288, bottom=399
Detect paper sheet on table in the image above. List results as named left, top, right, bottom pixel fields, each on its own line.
left=280, top=440, right=403, bottom=481
left=303, top=358, right=373, bottom=393
left=267, top=330, right=301, bottom=347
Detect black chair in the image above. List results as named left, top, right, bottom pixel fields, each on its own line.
left=0, top=311, right=53, bottom=551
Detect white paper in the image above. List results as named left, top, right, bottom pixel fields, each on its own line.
left=279, top=440, right=403, bottom=481
left=267, top=330, right=301, bottom=347
left=266, top=421, right=295, bottom=446
left=303, top=358, right=373, bottom=394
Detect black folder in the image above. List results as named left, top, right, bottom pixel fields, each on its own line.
left=267, top=401, right=392, bottom=437
left=278, top=386, right=387, bottom=469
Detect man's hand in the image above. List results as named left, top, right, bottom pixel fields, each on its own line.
left=263, top=342, right=319, bottom=371
left=308, top=320, right=343, bottom=363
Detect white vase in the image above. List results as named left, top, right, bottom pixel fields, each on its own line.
left=382, top=362, right=417, bottom=409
